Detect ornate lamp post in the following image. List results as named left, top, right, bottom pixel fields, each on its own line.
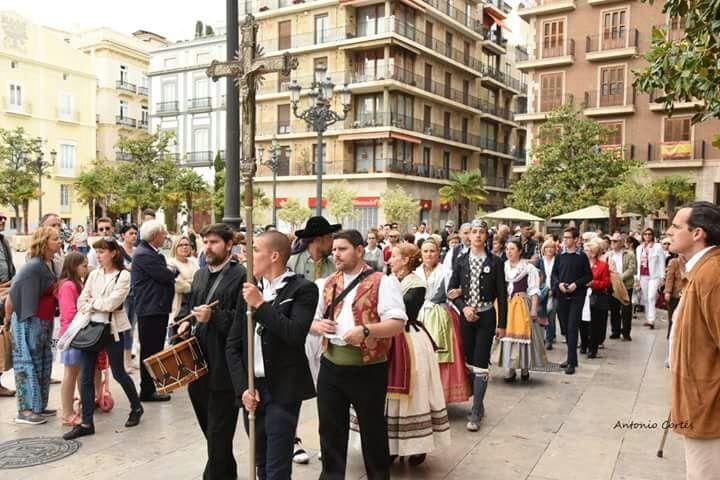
left=257, top=136, right=290, bottom=226
left=33, top=139, right=57, bottom=224
left=287, top=65, right=351, bottom=216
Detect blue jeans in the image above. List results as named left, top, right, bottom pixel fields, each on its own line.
left=79, top=331, right=141, bottom=426
left=123, top=294, right=136, bottom=351
left=242, top=380, right=301, bottom=480
left=11, top=315, right=53, bottom=413
left=545, top=306, right=558, bottom=343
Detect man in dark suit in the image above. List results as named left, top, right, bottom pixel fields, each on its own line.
left=132, top=219, right=177, bottom=401
left=448, top=219, right=507, bottom=432
left=226, top=231, right=318, bottom=480
left=177, top=223, right=245, bottom=479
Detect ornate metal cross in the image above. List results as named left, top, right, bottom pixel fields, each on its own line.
left=205, top=14, right=297, bottom=480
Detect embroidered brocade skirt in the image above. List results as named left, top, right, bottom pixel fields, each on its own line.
left=495, top=295, right=548, bottom=371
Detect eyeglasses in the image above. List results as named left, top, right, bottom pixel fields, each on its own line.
left=98, top=227, right=112, bottom=232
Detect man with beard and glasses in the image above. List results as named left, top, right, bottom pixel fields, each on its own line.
left=177, top=223, right=246, bottom=479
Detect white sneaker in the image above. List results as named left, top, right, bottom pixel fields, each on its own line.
left=466, top=421, right=479, bottom=432
left=292, top=438, right=310, bottom=465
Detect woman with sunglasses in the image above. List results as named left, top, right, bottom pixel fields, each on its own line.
left=634, top=228, right=665, bottom=329
left=167, top=236, right=199, bottom=324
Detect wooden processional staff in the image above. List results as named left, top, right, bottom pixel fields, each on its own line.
left=206, top=13, right=298, bottom=478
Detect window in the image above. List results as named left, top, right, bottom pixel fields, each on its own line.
left=354, top=49, right=384, bottom=81
left=461, top=118, right=468, bottom=143
left=391, top=93, right=413, bottom=128
left=59, top=144, right=76, bottom=174
left=423, top=105, right=432, bottom=133
left=714, top=183, right=720, bottom=205
left=355, top=140, right=382, bottom=173
left=312, top=143, right=327, bottom=174
left=278, top=147, right=290, bottom=176
left=196, top=52, right=210, bottom=64
left=162, top=82, right=176, bottom=102
left=602, top=9, right=627, bottom=49
left=58, top=94, right=73, bottom=120
left=424, top=63, right=432, bottom=91
left=542, top=19, right=565, bottom=58
left=194, top=77, right=209, bottom=99
left=120, top=65, right=128, bottom=83
left=9, top=83, right=22, bottom=107
left=10, top=60, right=18, bottom=69
left=277, top=104, right=290, bottom=134
left=357, top=6, right=382, bottom=36
left=425, top=21, right=433, bottom=49
left=464, top=41, right=470, bottom=65
left=314, top=14, right=329, bottom=44
left=193, top=128, right=209, bottom=154
left=443, top=112, right=451, bottom=139
left=141, top=106, right=149, bottom=126
left=422, top=147, right=431, bottom=172
left=664, top=117, right=691, bottom=142
left=445, top=32, right=453, bottom=58
left=278, top=69, right=290, bottom=92
left=461, top=155, right=468, bottom=171
left=278, top=20, right=291, bottom=50
left=600, top=121, right=623, bottom=145
left=444, top=72, right=452, bottom=98
left=313, top=57, right=328, bottom=83
left=599, top=65, right=625, bottom=106
left=163, top=57, right=177, bottom=68
left=356, top=93, right=382, bottom=125
left=443, top=151, right=451, bottom=176
left=60, top=185, right=71, bottom=210
left=392, top=139, right=414, bottom=166
left=119, top=100, right=128, bottom=118
left=540, top=73, right=563, bottom=111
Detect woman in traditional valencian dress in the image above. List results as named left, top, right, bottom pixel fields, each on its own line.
left=414, top=238, right=471, bottom=404
left=496, top=239, right=548, bottom=382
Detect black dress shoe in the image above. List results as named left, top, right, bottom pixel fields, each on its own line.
left=609, top=334, right=620, bottom=339
left=125, top=407, right=144, bottom=427
left=622, top=335, right=632, bottom=341
left=588, top=352, right=597, bottom=359
left=408, top=453, right=427, bottom=467
left=565, top=365, right=576, bottom=375
left=560, top=361, right=569, bottom=368
left=140, top=393, right=171, bottom=402
left=546, top=343, right=554, bottom=351
left=580, top=347, right=587, bottom=354
left=63, top=424, right=95, bottom=440
left=521, top=371, right=530, bottom=381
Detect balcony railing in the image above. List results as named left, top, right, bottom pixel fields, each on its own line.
left=116, top=80, right=137, bottom=93
left=420, top=0, right=484, bottom=33
left=137, top=86, right=149, bottom=96
left=516, top=46, right=529, bottom=62
left=537, top=93, right=574, bottom=113
left=115, top=151, right=133, bottom=161
left=648, top=141, right=705, bottom=162
left=481, top=27, right=508, bottom=48
left=485, top=0, right=513, bottom=14
left=187, top=97, right=212, bottom=111
left=481, top=64, right=523, bottom=91
left=116, top=116, right=137, bottom=127
left=183, top=151, right=214, bottom=166
left=586, top=29, right=638, bottom=52
left=138, top=119, right=149, bottom=129
left=156, top=101, right=179, bottom=114
left=370, top=158, right=459, bottom=179
left=542, top=39, right=575, bottom=59
left=583, top=88, right=634, bottom=108
left=600, top=144, right=634, bottom=160
left=485, top=176, right=511, bottom=188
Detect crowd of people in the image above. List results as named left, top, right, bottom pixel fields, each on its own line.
left=0, top=201, right=719, bottom=480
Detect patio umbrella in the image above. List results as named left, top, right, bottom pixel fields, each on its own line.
left=484, top=207, right=544, bottom=222
left=552, top=205, right=610, bottom=221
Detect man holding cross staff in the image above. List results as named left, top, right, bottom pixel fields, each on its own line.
left=205, top=13, right=301, bottom=480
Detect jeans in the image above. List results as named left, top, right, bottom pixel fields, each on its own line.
left=11, top=316, right=53, bottom=412
left=544, top=306, right=558, bottom=344
left=123, top=294, right=136, bottom=351
left=79, top=331, right=141, bottom=426
left=242, top=380, right=301, bottom=480
left=557, top=295, right=585, bottom=366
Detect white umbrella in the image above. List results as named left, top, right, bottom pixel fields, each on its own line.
left=484, top=207, right=544, bottom=222
left=552, top=205, right=610, bottom=221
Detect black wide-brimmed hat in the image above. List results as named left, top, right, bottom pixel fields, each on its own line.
left=295, top=216, right=342, bottom=239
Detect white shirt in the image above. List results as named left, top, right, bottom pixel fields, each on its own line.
left=542, top=256, right=555, bottom=289
left=685, top=246, right=714, bottom=273
left=612, top=251, right=624, bottom=275
left=254, top=269, right=296, bottom=378
left=415, top=232, right=430, bottom=242
left=313, top=270, right=407, bottom=346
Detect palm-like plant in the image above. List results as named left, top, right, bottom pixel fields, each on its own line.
left=175, top=169, right=209, bottom=229
left=438, top=170, right=488, bottom=224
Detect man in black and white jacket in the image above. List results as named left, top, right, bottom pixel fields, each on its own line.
left=226, top=231, right=318, bottom=480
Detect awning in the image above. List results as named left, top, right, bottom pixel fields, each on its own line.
left=338, top=132, right=390, bottom=142
left=485, top=8, right=512, bottom=31
left=390, top=132, right=422, bottom=144
left=552, top=205, right=610, bottom=221
left=484, top=207, right=544, bottom=222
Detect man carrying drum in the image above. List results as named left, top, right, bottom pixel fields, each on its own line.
left=177, top=223, right=246, bottom=479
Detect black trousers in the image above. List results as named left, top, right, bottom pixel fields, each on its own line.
left=610, top=288, right=633, bottom=338
left=588, top=307, right=609, bottom=355
left=461, top=308, right=497, bottom=369
left=317, top=357, right=389, bottom=480
left=138, top=314, right=169, bottom=397
left=557, top=295, right=584, bottom=366
left=188, top=375, right=239, bottom=480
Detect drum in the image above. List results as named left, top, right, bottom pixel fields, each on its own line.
left=143, top=337, right=208, bottom=394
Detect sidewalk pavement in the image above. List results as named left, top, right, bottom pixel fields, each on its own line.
left=1, top=310, right=685, bottom=479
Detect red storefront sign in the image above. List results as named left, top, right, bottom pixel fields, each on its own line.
left=308, top=197, right=328, bottom=208
left=419, top=199, right=432, bottom=211
left=352, top=196, right=380, bottom=207
left=440, top=202, right=452, bottom=212
left=275, top=197, right=288, bottom=208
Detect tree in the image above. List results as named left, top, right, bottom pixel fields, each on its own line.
left=326, top=181, right=358, bottom=224
left=173, top=169, right=209, bottom=230
left=75, top=160, right=118, bottom=227
left=213, top=152, right=225, bottom=222
left=0, top=127, right=43, bottom=233
left=651, top=175, right=695, bottom=222
left=634, top=0, right=720, bottom=124
left=603, top=169, right=659, bottom=228
left=277, top=198, right=311, bottom=231
left=379, top=185, right=420, bottom=228
left=507, top=105, right=638, bottom=219
left=241, top=184, right=271, bottom=225
left=438, top=170, right=487, bottom=224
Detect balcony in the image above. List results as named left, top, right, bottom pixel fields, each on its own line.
left=481, top=27, right=508, bottom=55
left=182, top=151, right=214, bottom=167
left=648, top=90, right=704, bottom=111
left=485, top=175, right=511, bottom=189
left=586, top=29, right=639, bottom=61
left=115, top=116, right=137, bottom=128
left=599, top=144, right=635, bottom=160
left=371, top=158, right=458, bottom=180
left=418, top=0, right=485, bottom=36
left=481, top=64, right=524, bottom=93
left=518, top=0, right=576, bottom=20
left=515, top=93, right=574, bottom=122
left=56, top=108, right=81, bottom=123
left=116, top=80, right=137, bottom=94
left=588, top=0, right=632, bottom=4
left=646, top=141, right=706, bottom=168
left=583, top=88, right=635, bottom=116
left=2, top=98, right=32, bottom=116
left=138, top=119, right=149, bottom=129
left=137, top=86, right=149, bottom=96
left=156, top=101, right=179, bottom=115
left=516, top=40, right=575, bottom=70
left=187, top=97, right=212, bottom=112
left=484, top=0, right=513, bottom=17
left=115, top=151, right=133, bottom=162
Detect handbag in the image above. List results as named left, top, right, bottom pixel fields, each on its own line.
left=610, top=272, right=630, bottom=306
left=70, top=272, right=121, bottom=352
left=0, top=326, right=12, bottom=371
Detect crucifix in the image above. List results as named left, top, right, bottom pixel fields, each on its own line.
left=206, top=13, right=297, bottom=479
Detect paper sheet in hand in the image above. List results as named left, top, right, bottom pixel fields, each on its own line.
left=323, top=333, right=347, bottom=346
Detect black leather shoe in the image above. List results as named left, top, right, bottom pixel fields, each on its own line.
left=580, top=347, right=587, bottom=354
left=588, top=352, right=597, bottom=359
left=63, top=424, right=95, bottom=440
left=546, top=342, right=554, bottom=350
left=408, top=454, right=427, bottom=467
left=609, top=334, right=620, bottom=339
left=125, top=407, right=144, bottom=427
left=622, top=335, right=632, bottom=341
left=565, top=365, right=576, bottom=375
left=560, top=361, right=569, bottom=368
left=521, top=371, right=530, bottom=381
left=140, top=393, right=171, bottom=402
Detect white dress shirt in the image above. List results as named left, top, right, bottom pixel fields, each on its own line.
left=685, top=246, right=714, bottom=273
left=254, top=269, right=296, bottom=378
left=542, top=256, right=555, bottom=290
left=612, top=251, right=624, bottom=275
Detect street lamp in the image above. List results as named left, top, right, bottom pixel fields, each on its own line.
left=288, top=65, right=352, bottom=216
left=257, top=136, right=291, bottom=226
left=33, top=139, right=57, bottom=224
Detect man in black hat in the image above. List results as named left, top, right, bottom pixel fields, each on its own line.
left=288, top=216, right=340, bottom=282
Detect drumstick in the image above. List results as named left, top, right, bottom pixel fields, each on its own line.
left=169, top=300, right=220, bottom=328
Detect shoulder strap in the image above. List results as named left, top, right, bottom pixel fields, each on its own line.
left=204, top=261, right=233, bottom=305
left=324, top=269, right=373, bottom=320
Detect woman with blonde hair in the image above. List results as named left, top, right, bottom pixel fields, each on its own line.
left=167, top=235, right=199, bottom=323
left=6, top=227, right=62, bottom=424
left=414, top=238, right=470, bottom=404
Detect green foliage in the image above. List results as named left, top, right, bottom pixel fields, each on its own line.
left=438, top=170, right=487, bottom=224
left=172, top=169, right=209, bottom=229
left=507, top=105, right=638, bottom=219
left=75, top=160, right=118, bottom=227
left=633, top=0, right=719, bottom=123
left=380, top=186, right=420, bottom=228
left=651, top=174, right=695, bottom=220
left=277, top=197, right=311, bottom=230
left=326, top=181, right=359, bottom=224
left=0, top=127, right=44, bottom=233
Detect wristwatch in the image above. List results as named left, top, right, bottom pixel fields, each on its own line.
left=362, top=325, right=370, bottom=338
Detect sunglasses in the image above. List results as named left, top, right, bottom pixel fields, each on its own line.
left=0, top=216, right=6, bottom=221
left=98, top=226, right=113, bottom=232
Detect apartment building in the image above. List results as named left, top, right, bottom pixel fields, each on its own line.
left=71, top=28, right=166, bottom=166
left=240, top=0, right=528, bottom=229
left=514, top=0, right=720, bottom=204
left=0, top=11, right=97, bottom=230
left=148, top=28, right=228, bottom=181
